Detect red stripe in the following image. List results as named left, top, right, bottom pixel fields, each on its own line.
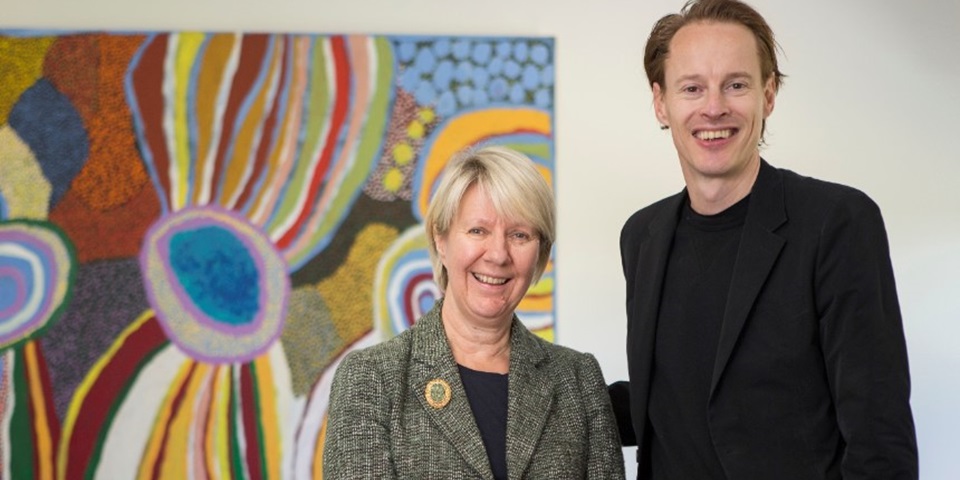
left=131, top=35, right=173, bottom=206
left=150, top=361, right=198, bottom=480
left=210, top=34, right=270, bottom=203
left=64, top=317, right=168, bottom=480
left=239, top=365, right=264, bottom=480
left=236, top=36, right=289, bottom=211
left=403, top=272, right=434, bottom=328
left=275, top=35, right=351, bottom=249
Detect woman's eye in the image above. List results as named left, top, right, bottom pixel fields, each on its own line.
left=510, top=231, right=536, bottom=244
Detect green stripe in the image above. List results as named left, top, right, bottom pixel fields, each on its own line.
left=291, top=36, right=395, bottom=266
left=230, top=372, right=247, bottom=480
left=266, top=36, right=332, bottom=234
left=249, top=363, right=268, bottom=479
left=10, top=348, right=36, bottom=480
left=503, top=142, right=551, bottom=161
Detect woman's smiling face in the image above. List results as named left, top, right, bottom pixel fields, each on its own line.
left=435, top=183, right=540, bottom=328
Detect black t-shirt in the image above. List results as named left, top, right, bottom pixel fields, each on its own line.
left=458, top=364, right=509, bottom=480
left=648, top=194, right=749, bottom=479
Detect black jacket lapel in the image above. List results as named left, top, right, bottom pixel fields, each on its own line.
left=627, top=192, right=685, bottom=454
left=710, top=161, right=787, bottom=396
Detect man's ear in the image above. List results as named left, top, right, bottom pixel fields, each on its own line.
left=763, top=76, right=777, bottom=118
left=652, top=82, right=668, bottom=126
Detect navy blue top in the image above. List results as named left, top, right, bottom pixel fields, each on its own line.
left=458, top=364, right=509, bottom=480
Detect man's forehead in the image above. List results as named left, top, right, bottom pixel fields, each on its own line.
left=664, top=22, right=763, bottom=76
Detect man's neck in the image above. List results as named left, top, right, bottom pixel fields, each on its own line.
left=683, top=159, right=761, bottom=215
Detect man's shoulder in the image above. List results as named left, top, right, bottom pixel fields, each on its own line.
left=771, top=164, right=879, bottom=213
left=621, top=190, right=684, bottom=237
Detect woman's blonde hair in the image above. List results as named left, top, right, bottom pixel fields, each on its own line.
left=425, top=145, right=555, bottom=291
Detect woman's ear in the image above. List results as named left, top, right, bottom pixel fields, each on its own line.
left=434, top=231, right=446, bottom=260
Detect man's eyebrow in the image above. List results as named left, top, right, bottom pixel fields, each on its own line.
left=725, top=71, right=755, bottom=80
left=671, top=71, right=756, bottom=86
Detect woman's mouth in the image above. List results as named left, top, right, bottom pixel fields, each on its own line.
left=474, top=273, right=508, bottom=285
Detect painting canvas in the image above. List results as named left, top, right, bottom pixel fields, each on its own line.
left=0, top=30, right=554, bottom=478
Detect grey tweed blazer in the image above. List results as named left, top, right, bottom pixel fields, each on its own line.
left=323, top=299, right=624, bottom=479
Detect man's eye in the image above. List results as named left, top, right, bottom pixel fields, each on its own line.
left=729, top=82, right=746, bottom=90
left=682, top=85, right=699, bottom=93
left=468, top=228, right=484, bottom=235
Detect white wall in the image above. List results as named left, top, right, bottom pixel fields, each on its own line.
left=5, top=0, right=959, bottom=477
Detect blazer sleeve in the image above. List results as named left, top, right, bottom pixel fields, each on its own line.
left=816, top=191, right=918, bottom=479
left=322, top=350, right=397, bottom=479
left=580, top=354, right=627, bottom=479
left=607, top=380, right=636, bottom=446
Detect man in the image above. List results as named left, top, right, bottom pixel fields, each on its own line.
left=612, top=0, right=918, bottom=478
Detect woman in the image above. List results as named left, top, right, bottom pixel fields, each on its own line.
left=323, top=145, right=623, bottom=479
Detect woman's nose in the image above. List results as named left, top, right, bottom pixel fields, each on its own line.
left=484, top=235, right=511, bottom=264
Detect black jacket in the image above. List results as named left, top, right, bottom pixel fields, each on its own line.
left=616, top=160, right=918, bottom=479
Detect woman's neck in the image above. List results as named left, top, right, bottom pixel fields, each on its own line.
left=441, top=306, right=511, bottom=374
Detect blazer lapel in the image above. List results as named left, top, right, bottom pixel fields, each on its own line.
left=710, top=160, right=787, bottom=396
left=410, top=303, right=495, bottom=479
left=628, top=192, right=684, bottom=455
left=505, top=320, right=552, bottom=480
left=630, top=193, right=685, bottom=387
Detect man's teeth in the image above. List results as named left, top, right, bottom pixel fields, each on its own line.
left=475, top=274, right=507, bottom=285
left=696, top=129, right=732, bottom=140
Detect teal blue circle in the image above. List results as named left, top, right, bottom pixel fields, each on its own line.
left=169, top=226, right=259, bottom=326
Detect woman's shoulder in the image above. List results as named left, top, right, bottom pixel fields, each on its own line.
left=346, top=328, right=414, bottom=361
left=524, top=330, right=602, bottom=373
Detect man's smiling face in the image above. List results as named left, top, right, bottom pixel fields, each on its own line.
left=653, top=20, right=776, bottom=186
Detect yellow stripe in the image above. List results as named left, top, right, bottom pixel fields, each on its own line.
left=417, top=108, right=551, bottom=216
left=58, top=311, right=154, bottom=480
left=157, top=362, right=210, bottom=478
left=23, top=341, right=53, bottom=480
left=313, top=414, right=329, bottom=480
left=208, top=366, right=233, bottom=480
left=221, top=38, right=284, bottom=206
left=204, top=366, right=220, bottom=479
left=252, top=355, right=281, bottom=478
left=171, top=32, right=206, bottom=209
left=518, top=292, right=553, bottom=311
left=533, top=327, right=555, bottom=343
left=192, top=33, right=236, bottom=205
left=137, top=359, right=196, bottom=479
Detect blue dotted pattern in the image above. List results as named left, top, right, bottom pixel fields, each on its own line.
left=393, top=37, right=554, bottom=118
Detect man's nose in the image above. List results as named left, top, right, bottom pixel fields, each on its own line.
left=702, top=89, right=729, bottom=118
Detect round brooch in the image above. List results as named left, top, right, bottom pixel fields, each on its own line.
left=425, top=378, right=452, bottom=409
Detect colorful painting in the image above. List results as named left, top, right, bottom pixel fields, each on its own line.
left=0, top=30, right=554, bottom=479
